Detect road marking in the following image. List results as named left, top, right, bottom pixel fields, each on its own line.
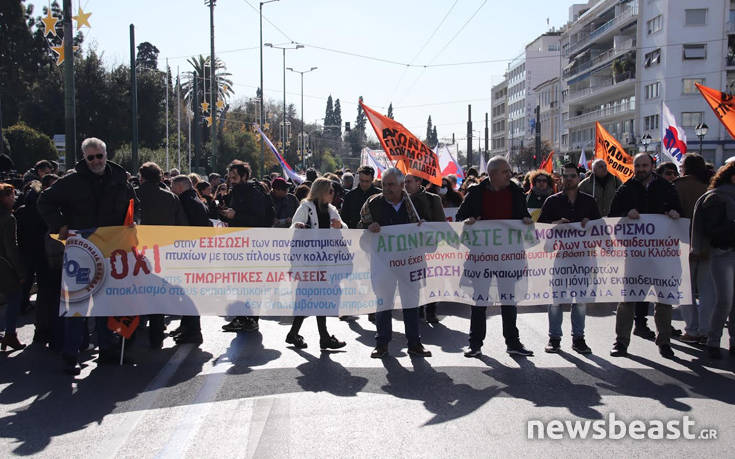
left=95, top=344, right=194, bottom=458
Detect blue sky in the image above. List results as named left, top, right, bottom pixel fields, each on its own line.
left=35, top=0, right=578, bottom=141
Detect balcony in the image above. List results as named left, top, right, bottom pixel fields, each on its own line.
left=569, top=5, right=638, bottom=55
left=568, top=71, right=635, bottom=103
left=567, top=100, right=635, bottom=129
left=729, top=22, right=735, bottom=34
left=564, top=43, right=635, bottom=80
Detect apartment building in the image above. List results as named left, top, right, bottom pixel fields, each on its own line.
left=490, top=80, right=507, bottom=156
left=561, top=0, right=734, bottom=165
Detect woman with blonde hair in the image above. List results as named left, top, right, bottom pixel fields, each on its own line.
left=287, top=177, right=347, bottom=349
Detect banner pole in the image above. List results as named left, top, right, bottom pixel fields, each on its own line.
left=119, top=337, right=125, bottom=366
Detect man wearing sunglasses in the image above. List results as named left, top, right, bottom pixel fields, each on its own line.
left=538, top=163, right=601, bottom=354
left=38, top=137, right=139, bottom=374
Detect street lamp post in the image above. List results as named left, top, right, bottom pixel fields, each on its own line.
left=260, top=0, right=279, bottom=176
left=265, top=43, right=303, bottom=167
left=287, top=66, right=317, bottom=171
left=695, top=122, right=709, bottom=155
left=641, top=133, right=651, bottom=153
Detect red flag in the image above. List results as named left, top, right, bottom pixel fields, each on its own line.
left=107, top=316, right=140, bottom=339
left=360, top=101, right=443, bottom=185
left=123, top=198, right=134, bottom=226
left=539, top=151, right=554, bottom=173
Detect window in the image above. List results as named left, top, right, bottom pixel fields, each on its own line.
left=681, top=112, right=703, bottom=127
left=683, top=44, right=706, bottom=60
left=685, top=9, right=707, bottom=26
left=647, top=15, right=663, bottom=34
left=644, top=48, right=661, bottom=67
left=683, top=78, right=704, bottom=94
left=644, top=115, right=659, bottom=131
left=645, top=82, right=661, bottom=99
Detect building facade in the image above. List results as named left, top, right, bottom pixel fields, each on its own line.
left=490, top=80, right=508, bottom=156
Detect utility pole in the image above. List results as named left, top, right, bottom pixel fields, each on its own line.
left=484, top=112, right=489, bottom=154
left=63, top=0, right=76, bottom=169
left=207, top=0, right=217, bottom=170
left=466, top=105, right=473, bottom=168
left=177, top=66, right=181, bottom=170
left=129, top=25, right=138, bottom=170
left=165, top=63, right=169, bottom=171
left=193, top=76, right=202, bottom=167
left=259, top=1, right=279, bottom=176
left=288, top=67, right=317, bottom=171
left=535, top=105, right=541, bottom=168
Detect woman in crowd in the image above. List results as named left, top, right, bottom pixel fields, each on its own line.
left=195, top=181, right=220, bottom=219
left=287, top=178, right=347, bottom=350
left=691, top=161, right=735, bottom=359
left=0, top=183, right=26, bottom=351
left=526, top=170, right=554, bottom=209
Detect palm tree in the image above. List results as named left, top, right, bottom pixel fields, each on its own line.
left=181, top=55, right=234, bottom=109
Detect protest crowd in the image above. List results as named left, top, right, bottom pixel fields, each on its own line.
left=0, top=136, right=734, bottom=376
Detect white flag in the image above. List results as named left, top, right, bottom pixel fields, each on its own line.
left=578, top=148, right=588, bottom=170
left=479, top=150, right=487, bottom=174
left=661, top=102, right=687, bottom=166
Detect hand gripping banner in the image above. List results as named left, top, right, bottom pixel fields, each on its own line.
left=59, top=216, right=691, bottom=317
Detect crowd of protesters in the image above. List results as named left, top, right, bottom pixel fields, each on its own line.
left=0, top=140, right=734, bottom=375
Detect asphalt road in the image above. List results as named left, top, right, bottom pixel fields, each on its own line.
left=1, top=303, right=733, bottom=458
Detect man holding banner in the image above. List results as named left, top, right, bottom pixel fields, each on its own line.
left=359, top=168, right=431, bottom=359
left=456, top=156, right=534, bottom=358
left=37, top=137, right=139, bottom=374
left=609, top=153, right=682, bottom=359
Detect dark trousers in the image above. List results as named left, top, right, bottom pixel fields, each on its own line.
left=375, top=308, right=420, bottom=347
left=63, top=316, right=114, bottom=359
left=289, top=316, right=329, bottom=340
left=148, top=315, right=165, bottom=345
left=469, top=305, right=520, bottom=349
left=180, top=316, right=201, bottom=334
left=634, top=302, right=649, bottom=326
left=35, top=267, right=63, bottom=348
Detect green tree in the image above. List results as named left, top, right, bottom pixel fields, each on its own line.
left=136, top=42, right=159, bottom=70
left=432, top=126, right=438, bottom=146
left=333, top=99, right=342, bottom=136
left=5, top=122, right=58, bottom=172
left=387, top=102, right=394, bottom=119
left=323, top=95, right=335, bottom=137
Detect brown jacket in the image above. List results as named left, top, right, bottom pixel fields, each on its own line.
left=410, top=187, right=446, bottom=222
left=674, top=175, right=708, bottom=219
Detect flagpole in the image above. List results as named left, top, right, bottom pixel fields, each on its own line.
left=119, top=337, right=125, bottom=366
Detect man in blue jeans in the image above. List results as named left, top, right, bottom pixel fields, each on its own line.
left=537, top=163, right=600, bottom=354
left=359, top=168, right=431, bottom=359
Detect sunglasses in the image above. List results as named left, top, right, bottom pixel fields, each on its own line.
left=562, top=174, right=579, bottom=179
left=86, top=154, right=104, bottom=161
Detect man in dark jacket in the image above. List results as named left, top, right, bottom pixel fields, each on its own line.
left=406, top=173, right=446, bottom=323
left=341, top=166, right=380, bottom=228
left=38, top=137, right=139, bottom=374
left=609, top=153, right=682, bottom=359
left=538, top=163, right=600, bottom=354
left=271, top=177, right=299, bottom=228
left=359, top=168, right=431, bottom=359
left=220, top=162, right=273, bottom=332
left=456, top=156, right=534, bottom=358
left=137, top=162, right=188, bottom=349
left=171, top=174, right=212, bottom=344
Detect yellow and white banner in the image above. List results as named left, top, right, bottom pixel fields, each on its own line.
left=60, top=216, right=691, bottom=316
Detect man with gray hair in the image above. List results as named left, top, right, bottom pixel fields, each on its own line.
left=456, top=155, right=534, bottom=358
left=38, top=137, right=139, bottom=374
left=578, top=159, right=622, bottom=218
left=359, top=167, right=431, bottom=358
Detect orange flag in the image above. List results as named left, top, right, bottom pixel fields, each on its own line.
left=594, top=122, right=634, bottom=182
left=696, top=83, right=735, bottom=140
left=123, top=198, right=134, bottom=226
left=107, top=316, right=140, bottom=339
left=360, top=101, right=443, bottom=186
left=539, top=151, right=554, bottom=173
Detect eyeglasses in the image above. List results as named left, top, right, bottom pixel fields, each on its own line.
left=86, top=154, right=104, bottom=161
left=562, top=174, right=579, bottom=179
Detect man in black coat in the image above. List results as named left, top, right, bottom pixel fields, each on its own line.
left=608, top=153, right=682, bottom=359
left=220, top=163, right=273, bottom=332
left=38, top=137, right=139, bottom=374
left=171, top=174, right=212, bottom=344
left=456, top=156, right=534, bottom=358
left=137, top=162, right=188, bottom=349
left=340, top=165, right=381, bottom=229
